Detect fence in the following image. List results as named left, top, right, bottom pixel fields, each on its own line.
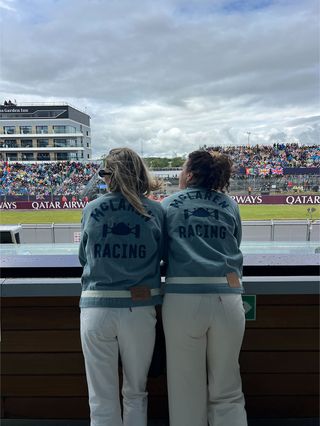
left=13, top=220, right=320, bottom=244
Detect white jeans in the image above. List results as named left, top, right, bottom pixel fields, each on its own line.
left=163, top=293, right=247, bottom=426
left=80, top=306, right=156, bottom=426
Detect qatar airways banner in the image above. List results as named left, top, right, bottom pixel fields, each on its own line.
left=230, top=194, right=320, bottom=205
left=0, top=195, right=319, bottom=210
left=0, top=200, right=89, bottom=210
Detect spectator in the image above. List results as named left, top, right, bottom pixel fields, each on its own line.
left=79, top=148, right=164, bottom=426
left=162, top=150, right=247, bottom=426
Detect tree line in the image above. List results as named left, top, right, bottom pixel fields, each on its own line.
left=143, top=157, right=185, bottom=168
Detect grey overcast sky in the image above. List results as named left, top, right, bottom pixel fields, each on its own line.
left=0, top=0, right=319, bottom=158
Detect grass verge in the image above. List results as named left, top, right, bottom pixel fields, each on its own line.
left=0, top=204, right=319, bottom=224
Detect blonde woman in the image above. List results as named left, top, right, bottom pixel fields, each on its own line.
left=162, top=150, right=247, bottom=426
left=79, top=148, right=164, bottom=426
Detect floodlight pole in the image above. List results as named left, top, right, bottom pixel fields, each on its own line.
left=247, top=132, right=251, bottom=145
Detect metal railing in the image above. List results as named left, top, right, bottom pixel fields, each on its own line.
left=14, top=220, right=320, bottom=244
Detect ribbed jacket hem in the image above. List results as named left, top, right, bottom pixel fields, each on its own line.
left=164, top=284, right=244, bottom=294
left=79, top=294, right=163, bottom=308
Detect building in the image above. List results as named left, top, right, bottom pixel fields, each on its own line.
left=0, top=102, right=91, bottom=162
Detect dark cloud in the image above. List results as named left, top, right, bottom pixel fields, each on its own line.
left=0, top=0, right=318, bottom=156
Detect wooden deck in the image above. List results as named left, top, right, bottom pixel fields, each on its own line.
left=1, top=294, right=319, bottom=420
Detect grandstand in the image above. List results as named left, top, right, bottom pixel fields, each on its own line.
left=0, top=144, right=319, bottom=202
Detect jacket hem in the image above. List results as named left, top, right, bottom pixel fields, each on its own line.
left=164, top=284, right=244, bottom=294
left=79, top=294, right=163, bottom=308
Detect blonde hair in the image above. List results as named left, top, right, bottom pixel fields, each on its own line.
left=103, top=147, right=161, bottom=217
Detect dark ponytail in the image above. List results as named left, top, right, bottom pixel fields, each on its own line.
left=186, top=150, right=232, bottom=192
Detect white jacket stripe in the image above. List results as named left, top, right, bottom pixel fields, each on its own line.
left=166, top=276, right=237, bottom=284
left=82, top=288, right=161, bottom=298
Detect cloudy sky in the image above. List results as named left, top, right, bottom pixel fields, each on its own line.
left=0, top=0, right=319, bottom=158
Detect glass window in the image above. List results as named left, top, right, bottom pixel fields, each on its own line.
left=67, top=138, right=78, bottom=147
left=37, top=153, right=50, bottom=161
left=70, top=138, right=78, bottom=147
left=36, top=125, right=48, bottom=134
left=20, top=126, right=32, bottom=134
left=3, top=139, right=17, bottom=148
left=21, top=153, right=34, bottom=161
left=55, top=152, right=80, bottom=160
left=53, top=125, right=66, bottom=133
left=33, top=109, right=65, bottom=118
left=70, top=152, right=79, bottom=160
left=56, top=153, right=69, bottom=160
left=7, top=152, right=18, bottom=160
left=21, top=140, right=33, bottom=148
left=54, top=138, right=78, bottom=147
left=4, top=126, right=16, bottom=134
left=37, top=139, right=49, bottom=148
left=54, top=139, right=67, bottom=147
left=0, top=231, right=12, bottom=243
left=53, top=125, right=76, bottom=133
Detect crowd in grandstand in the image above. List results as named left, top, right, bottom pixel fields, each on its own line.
left=208, top=143, right=320, bottom=170
left=0, top=161, right=99, bottom=198
left=0, top=144, right=319, bottom=198
left=54, top=162, right=100, bottom=197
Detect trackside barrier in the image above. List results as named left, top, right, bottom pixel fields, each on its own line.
left=53, top=224, right=82, bottom=243
left=242, top=220, right=319, bottom=242
left=20, top=223, right=54, bottom=244
left=273, top=221, right=309, bottom=242
left=241, top=221, right=273, bottom=241
left=19, top=223, right=82, bottom=244
left=16, top=220, right=320, bottom=243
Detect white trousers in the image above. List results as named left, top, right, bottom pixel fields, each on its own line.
left=80, top=306, right=156, bottom=426
left=163, top=293, right=247, bottom=426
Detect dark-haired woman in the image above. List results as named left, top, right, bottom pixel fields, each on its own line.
left=79, top=148, right=164, bottom=426
left=162, top=150, right=247, bottom=426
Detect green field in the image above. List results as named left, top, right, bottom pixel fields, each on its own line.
left=0, top=204, right=319, bottom=224
left=240, top=205, right=320, bottom=220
